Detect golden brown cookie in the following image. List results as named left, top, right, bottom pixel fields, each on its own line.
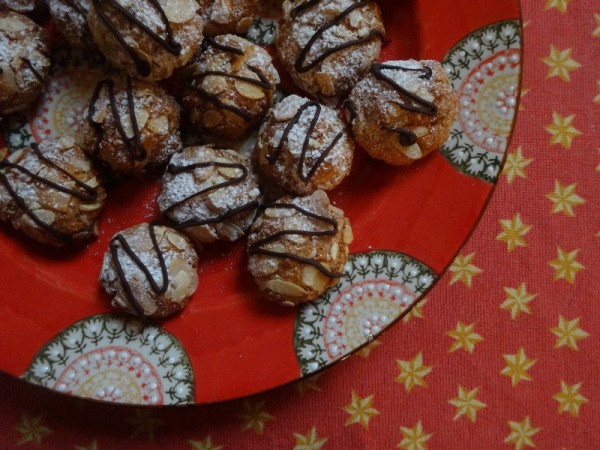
left=346, top=59, right=458, bottom=165
left=255, top=94, right=354, bottom=195
left=77, top=74, right=182, bottom=175
left=0, top=138, right=106, bottom=247
left=158, top=145, right=262, bottom=248
left=100, top=222, right=199, bottom=318
left=0, top=10, right=51, bottom=116
left=277, top=0, right=384, bottom=101
left=183, top=35, right=280, bottom=141
left=87, top=0, right=203, bottom=81
left=247, top=189, right=353, bottom=306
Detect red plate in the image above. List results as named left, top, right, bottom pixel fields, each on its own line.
left=0, top=0, right=521, bottom=405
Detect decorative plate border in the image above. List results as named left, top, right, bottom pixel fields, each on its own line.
left=22, top=314, right=194, bottom=405
left=440, top=20, right=522, bottom=183
left=293, top=251, right=436, bottom=376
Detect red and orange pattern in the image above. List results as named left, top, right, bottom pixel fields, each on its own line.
left=1, top=1, right=599, bottom=448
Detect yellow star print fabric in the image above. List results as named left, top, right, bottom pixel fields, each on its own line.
left=0, top=1, right=598, bottom=449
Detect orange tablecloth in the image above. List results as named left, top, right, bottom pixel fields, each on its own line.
left=1, top=1, right=599, bottom=448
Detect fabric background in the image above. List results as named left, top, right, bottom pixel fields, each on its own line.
left=1, top=1, right=599, bottom=448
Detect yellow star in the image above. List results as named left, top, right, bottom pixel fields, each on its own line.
left=238, top=400, right=274, bottom=435
left=543, top=45, right=581, bottom=81
left=501, top=348, right=536, bottom=386
left=343, top=391, right=380, bottom=428
left=403, top=298, right=427, bottom=323
left=503, top=147, right=534, bottom=184
left=75, top=440, right=98, bottom=450
left=395, top=352, right=432, bottom=392
left=505, top=417, right=540, bottom=450
left=546, top=180, right=585, bottom=216
left=398, top=421, right=432, bottom=450
left=293, top=427, right=328, bottom=450
left=545, top=112, right=582, bottom=148
left=127, top=409, right=164, bottom=440
left=501, top=283, right=537, bottom=319
left=189, top=436, right=223, bottom=450
left=16, top=413, right=52, bottom=446
left=449, top=386, right=487, bottom=422
left=551, top=316, right=590, bottom=350
left=448, top=253, right=483, bottom=287
left=497, top=213, right=532, bottom=252
left=594, top=14, right=600, bottom=38
left=545, top=0, right=571, bottom=12
left=447, top=322, right=483, bottom=353
left=295, top=374, right=321, bottom=394
left=548, top=247, right=585, bottom=283
left=553, top=381, right=589, bottom=416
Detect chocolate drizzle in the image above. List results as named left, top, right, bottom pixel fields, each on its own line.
left=91, top=0, right=182, bottom=77
left=267, top=101, right=343, bottom=182
left=292, top=0, right=385, bottom=73
left=88, top=77, right=148, bottom=164
left=186, top=38, right=273, bottom=122
left=371, top=62, right=437, bottom=147
left=248, top=202, right=344, bottom=279
left=163, top=160, right=259, bottom=229
left=0, top=143, right=99, bottom=243
left=109, top=223, right=169, bottom=318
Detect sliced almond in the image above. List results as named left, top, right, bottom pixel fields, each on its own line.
left=162, top=0, right=197, bottom=23
left=330, top=242, right=339, bottom=261
left=236, top=16, right=254, bottom=33
left=85, top=177, right=99, bottom=188
left=301, top=265, right=329, bottom=292
left=264, top=206, right=293, bottom=219
left=7, top=149, right=24, bottom=164
left=219, top=222, right=245, bottom=241
left=273, top=102, right=301, bottom=122
left=342, top=223, right=353, bottom=244
left=202, top=75, right=227, bottom=95
left=46, top=191, right=71, bottom=210
left=70, top=157, right=91, bottom=172
left=234, top=69, right=266, bottom=100
left=166, top=230, right=189, bottom=250
left=79, top=202, right=102, bottom=212
left=35, top=209, right=56, bottom=225
left=92, top=105, right=108, bottom=124
left=265, top=279, right=307, bottom=297
left=147, top=115, right=169, bottom=134
left=402, top=143, right=423, bottom=160
left=203, top=110, right=223, bottom=128
left=413, top=126, right=428, bottom=138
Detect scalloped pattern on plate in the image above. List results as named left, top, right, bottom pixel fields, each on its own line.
left=441, top=20, right=522, bottom=183
left=293, top=251, right=436, bottom=375
left=21, top=314, right=194, bottom=405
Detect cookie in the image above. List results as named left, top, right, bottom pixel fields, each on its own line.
left=255, top=94, right=354, bottom=195
left=87, top=0, right=203, bottom=81
left=77, top=74, right=182, bottom=175
left=158, top=145, right=262, bottom=247
left=183, top=35, right=280, bottom=140
left=277, top=0, right=384, bottom=100
left=0, top=10, right=51, bottom=116
left=247, top=189, right=353, bottom=306
left=100, top=222, right=199, bottom=318
left=0, top=138, right=106, bottom=247
left=345, top=59, right=458, bottom=165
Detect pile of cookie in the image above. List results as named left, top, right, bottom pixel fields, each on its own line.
left=0, top=0, right=458, bottom=318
